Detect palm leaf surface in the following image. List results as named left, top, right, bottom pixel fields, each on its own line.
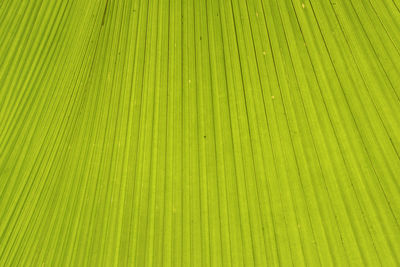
left=1, top=0, right=400, bottom=265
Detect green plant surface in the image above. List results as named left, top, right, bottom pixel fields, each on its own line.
left=1, top=0, right=400, bottom=266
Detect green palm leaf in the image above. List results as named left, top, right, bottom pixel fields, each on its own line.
left=1, top=0, right=400, bottom=265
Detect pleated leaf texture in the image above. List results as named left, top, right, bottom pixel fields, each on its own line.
left=1, top=0, right=400, bottom=266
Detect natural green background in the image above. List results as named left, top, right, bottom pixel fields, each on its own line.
left=1, top=0, right=400, bottom=266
